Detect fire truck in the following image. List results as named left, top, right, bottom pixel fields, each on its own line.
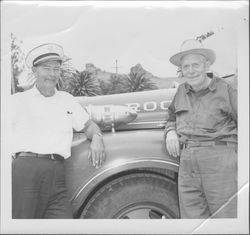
left=65, top=74, right=236, bottom=219
left=66, top=87, right=180, bottom=219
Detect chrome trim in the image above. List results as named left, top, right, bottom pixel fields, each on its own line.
left=73, top=159, right=179, bottom=200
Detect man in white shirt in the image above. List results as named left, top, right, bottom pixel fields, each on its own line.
left=11, top=43, right=106, bottom=218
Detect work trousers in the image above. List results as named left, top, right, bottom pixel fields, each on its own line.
left=178, top=145, right=237, bottom=218
left=12, top=156, right=73, bottom=219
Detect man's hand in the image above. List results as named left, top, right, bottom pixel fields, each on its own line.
left=165, top=130, right=180, bottom=158
left=88, top=134, right=106, bottom=168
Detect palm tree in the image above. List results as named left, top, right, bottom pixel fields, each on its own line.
left=98, top=74, right=129, bottom=95
left=110, top=74, right=129, bottom=94
left=66, top=71, right=101, bottom=96
left=11, top=33, right=25, bottom=93
left=57, top=58, right=77, bottom=91
left=125, top=69, right=157, bottom=92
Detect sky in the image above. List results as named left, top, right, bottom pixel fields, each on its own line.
left=1, top=1, right=248, bottom=80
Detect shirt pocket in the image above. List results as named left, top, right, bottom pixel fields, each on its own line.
left=174, top=105, right=190, bottom=131
left=49, top=107, right=73, bottom=133
left=197, top=104, right=225, bottom=132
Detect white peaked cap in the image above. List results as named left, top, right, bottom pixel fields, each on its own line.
left=25, top=43, right=64, bottom=68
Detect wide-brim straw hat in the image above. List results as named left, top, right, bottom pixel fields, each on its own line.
left=25, top=43, right=65, bottom=68
left=170, top=39, right=216, bottom=67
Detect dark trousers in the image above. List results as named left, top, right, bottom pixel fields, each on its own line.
left=12, top=156, right=73, bottom=219
left=178, top=145, right=237, bottom=218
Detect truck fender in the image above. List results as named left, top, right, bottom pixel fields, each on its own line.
left=65, top=129, right=179, bottom=216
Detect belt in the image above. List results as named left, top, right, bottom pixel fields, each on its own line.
left=14, top=152, right=64, bottom=161
left=180, top=141, right=236, bottom=150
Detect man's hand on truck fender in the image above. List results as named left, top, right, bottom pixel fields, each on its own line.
left=88, top=134, right=106, bottom=168
left=166, top=130, right=180, bottom=158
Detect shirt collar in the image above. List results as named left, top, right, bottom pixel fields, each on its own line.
left=28, top=85, right=41, bottom=96
left=184, top=76, right=217, bottom=93
left=29, top=84, right=58, bottom=97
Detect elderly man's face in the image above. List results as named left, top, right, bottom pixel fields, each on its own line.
left=180, top=54, right=210, bottom=90
left=33, top=60, right=61, bottom=90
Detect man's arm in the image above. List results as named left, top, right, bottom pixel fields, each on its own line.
left=84, top=119, right=103, bottom=140
left=164, top=94, right=180, bottom=158
left=83, top=119, right=106, bottom=168
left=228, top=85, right=237, bottom=122
left=164, top=96, right=177, bottom=137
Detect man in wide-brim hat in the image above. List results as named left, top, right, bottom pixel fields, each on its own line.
left=164, top=39, right=237, bottom=218
left=11, top=43, right=106, bottom=218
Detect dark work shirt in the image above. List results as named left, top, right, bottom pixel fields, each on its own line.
left=164, top=76, right=237, bottom=143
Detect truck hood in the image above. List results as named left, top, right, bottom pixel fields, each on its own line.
left=76, top=88, right=177, bottom=131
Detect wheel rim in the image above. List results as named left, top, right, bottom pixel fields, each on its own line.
left=113, top=202, right=174, bottom=219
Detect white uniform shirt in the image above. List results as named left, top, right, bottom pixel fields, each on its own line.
left=11, top=86, right=89, bottom=158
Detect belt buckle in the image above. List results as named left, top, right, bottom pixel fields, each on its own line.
left=181, top=143, right=187, bottom=150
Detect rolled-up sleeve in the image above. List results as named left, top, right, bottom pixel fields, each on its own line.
left=70, top=97, right=90, bottom=131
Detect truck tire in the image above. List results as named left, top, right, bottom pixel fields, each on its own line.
left=80, top=173, right=179, bottom=219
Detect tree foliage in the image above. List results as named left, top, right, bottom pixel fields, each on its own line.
left=57, top=59, right=78, bottom=91
left=11, top=33, right=25, bottom=93
left=63, top=70, right=101, bottom=97
left=124, top=68, right=157, bottom=92
left=98, top=67, right=157, bottom=95
left=99, top=74, right=128, bottom=95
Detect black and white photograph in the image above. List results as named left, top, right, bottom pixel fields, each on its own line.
left=1, top=1, right=249, bottom=234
